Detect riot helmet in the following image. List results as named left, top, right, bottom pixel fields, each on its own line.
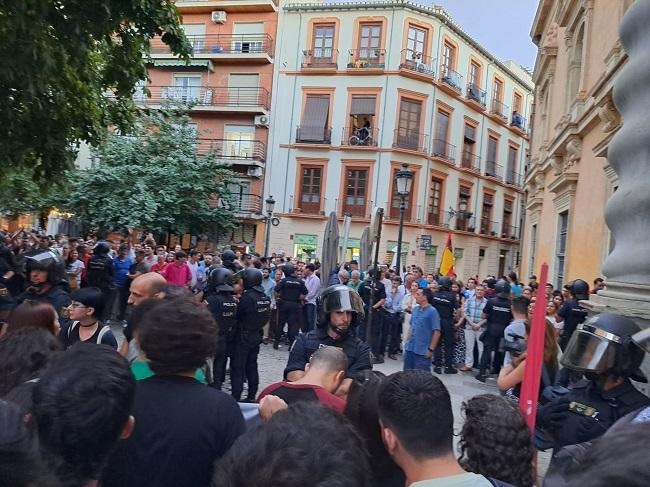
left=242, top=268, right=264, bottom=292
left=317, top=285, right=365, bottom=337
left=561, top=313, right=646, bottom=381
left=568, top=278, right=590, bottom=301
left=282, top=263, right=296, bottom=277
left=93, top=241, right=111, bottom=256
left=221, top=249, right=236, bottom=263
left=495, top=279, right=511, bottom=299
left=632, top=327, right=650, bottom=354
left=438, top=276, right=452, bottom=291
left=24, top=250, right=66, bottom=287
left=206, top=267, right=233, bottom=293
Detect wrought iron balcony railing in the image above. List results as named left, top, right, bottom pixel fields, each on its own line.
left=347, top=48, right=386, bottom=69
left=399, top=49, right=436, bottom=78
left=150, top=33, right=274, bottom=57
left=431, top=138, right=456, bottom=162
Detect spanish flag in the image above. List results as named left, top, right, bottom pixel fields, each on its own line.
left=439, top=233, right=455, bottom=277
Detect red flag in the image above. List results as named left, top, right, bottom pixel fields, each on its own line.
left=519, top=263, right=548, bottom=432
left=439, top=233, right=455, bottom=277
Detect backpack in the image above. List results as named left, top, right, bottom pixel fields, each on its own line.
left=67, top=321, right=112, bottom=344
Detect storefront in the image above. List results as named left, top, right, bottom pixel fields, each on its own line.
left=342, top=237, right=361, bottom=262
left=293, top=233, right=318, bottom=261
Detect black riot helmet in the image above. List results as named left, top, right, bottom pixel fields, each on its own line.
left=632, top=327, right=650, bottom=354
left=317, top=285, right=365, bottom=337
left=93, top=241, right=111, bottom=256
left=207, top=267, right=233, bottom=293
left=438, top=276, right=452, bottom=291
left=221, top=249, right=236, bottom=263
left=242, top=268, right=264, bottom=292
left=282, top=263, right=296, bottom=277
left=561, top=313, right=646, bottom=382
left=24, top=250, right=66, bottom=286
left=568, top=278, right=590, bottom=301
left=495, top=279, right=511, bottom=299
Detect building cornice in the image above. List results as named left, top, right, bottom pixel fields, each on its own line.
left=283, top=1, right=534, bottom=91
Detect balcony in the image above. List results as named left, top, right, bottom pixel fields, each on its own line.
left=295, top=126, right=332, bottom=144
left=399, top=50, right=436, bottom=80
left=347, top=49, right=386, bottom=70
left=460, top=151, right=481, bottom=172
left=479, top=219, right=499, bottom=237
left=342, top=197, right=369, bottom=218
left=197, top=139, right=266, bottom=164
left=466, top=83, right=487, bottom=107
left=341, top=127, right=379, bottom=147
left=501, top=224, right=520, bottom=240
left=301, top=49, right=338, bottom=69
left=431, top=139, right=456, bottom=163
left=485, top=161, right=503, bottom=180
left=393, top=128, right=428, bottom=152
left=150, top=34, right=274, bottom=63
left=175, top=1, right=278, bottom=13
left=510, top=113, right=527, bottom=132
left=455, top=216, right=475, bottom=232
left=505, top=170, right=523, bottom=188
left=131, top=85, right=270, bottom=113
left=489, top=99, right=509, bottom=124
left=438, top=64, right=463, bottom=94
left=427, top=209, right=444, bottom=226
left=224, top=192, right=263, bottom=215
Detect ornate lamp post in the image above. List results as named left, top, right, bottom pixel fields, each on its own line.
left=263, top=195, right=275, bottom=257
left=395, top=164, right=413, bottom=275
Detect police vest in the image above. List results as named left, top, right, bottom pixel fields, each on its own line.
left=431, top=291, right=456, bottom=322
left=278, top=277, right=304, bottom=302
left=205, top=293, right=238, bottom=338
left=238, top=289, right=271, bottom=333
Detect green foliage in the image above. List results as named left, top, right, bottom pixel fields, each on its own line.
left=0, top=168, right=69, bottom=217
left=68, top=108, right=238, bottom=237
left=0, top=0, right=192, bottom=180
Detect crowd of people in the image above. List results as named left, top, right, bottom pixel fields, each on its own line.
left=1, top=228, right=649, bottom=487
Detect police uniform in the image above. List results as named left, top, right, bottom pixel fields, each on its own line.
left=431, top=290, right=459, bottom=370
left=86, top=253, right=115, bottom=321
left=479, top=295, right=512, bottom=377
left=358, top=279, right=386, bottom=355
left=230, top=286, right=270, bottom=401
left=284, top=328, right=372, bottom=380
left=275, top=275, right=308, bottom=345
left=537, top=378, right=650, bottom=451
left=558, top=299, right=588, bottom=350
left=17, top=285, right=72, bottom=325
left=204, top=291, right=238, bottom=390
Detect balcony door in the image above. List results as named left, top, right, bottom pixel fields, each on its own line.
left=358, top=23, right=382, bottom=61
left=299, top=166, right=323, bottom=214
left=406, top=25, right=426, bottom=60
left=232, top=22, right=264, bottom=52
left=172, top=75, right=201, bottom=103
left=486, top=136, right=498, bottom=177
left=300, top=95, right=330, bottom=142
left=182, top=24, right=206, bottom=52
left=344, top=168, right=368, bottom=217
left=397, top=99, right=422, bottom=150
left=227, top=181, right=251, bottom=212
left=223, top=125, right=255, bottom=159
left=228, top=73, right=259, bottom=106
left=312, top=24, right=335, bottom=62
left=428, top=177, right=443, bottom=225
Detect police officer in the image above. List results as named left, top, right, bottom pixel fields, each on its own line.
left=274, top=263, right=308, bottom=347
left=203, top=267, right=238, bottom=390
left=230, top=268, right=271, bottom=402
left=431, top=276, right=459, bottom=374
left=357, top=269, right=386, bottom=363
left=86, top=241, right=115, bottom=321
left=220, top=249, right=241, bottom=273
left=17, top=250, right=72, bottom=324
left=284, top=285, right=372, bottom=391
left=558, top=279, right=589, bottom=350
left=537, top=313, right=650, bottom=452
left=476, top=279, right=512, bottom=382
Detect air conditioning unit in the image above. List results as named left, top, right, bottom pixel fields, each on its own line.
left=255, top=114, right=270, bottom=127
left=247, top=166, right=263, bottom=177
left=211, top=11, right=227, bottom=24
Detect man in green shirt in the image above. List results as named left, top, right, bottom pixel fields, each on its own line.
left=378, top=371, right=494, bottom=487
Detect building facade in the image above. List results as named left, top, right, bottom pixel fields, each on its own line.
left=143, top=0, right=279, bottom=251
left=265, top=0, right=532, bottom=279
left=521, top=0, right=632, bottom=288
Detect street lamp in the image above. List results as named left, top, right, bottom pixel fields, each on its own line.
left=263, top=195, right=275, bottom=257
left=395, top=163, right=413, bottom=276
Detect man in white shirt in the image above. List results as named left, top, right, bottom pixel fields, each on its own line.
left=302, top=263, right=320, bottom=332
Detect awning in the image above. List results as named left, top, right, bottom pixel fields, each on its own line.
left=150, top=59, right=214, bottom=71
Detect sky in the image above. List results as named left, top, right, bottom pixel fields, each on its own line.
left=423, top=0, right=539, bottom=70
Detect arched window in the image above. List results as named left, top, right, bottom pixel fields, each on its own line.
left=567, top=24, right=584, bottom=102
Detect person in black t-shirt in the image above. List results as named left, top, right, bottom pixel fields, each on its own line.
left=60, top=287, right=118, bottom=350
left=358, top=270, right=387, bottom=363
left=477, top=279, right=512, bottom=382
left=102, top=297, right=245, bottom=487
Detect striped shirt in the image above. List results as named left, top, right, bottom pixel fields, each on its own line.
left=464, top=295, right=487, bottom=326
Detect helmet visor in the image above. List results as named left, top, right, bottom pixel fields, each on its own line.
left=560, top=322, right=620, bottom=373
left=322, top=287, right=364, bottom=316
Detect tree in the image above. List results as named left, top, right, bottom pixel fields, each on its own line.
left=0, top=167, right=70, bottom=221
left=68, top=107, right=238, bottom=238
left=0, top=0, right=192, bottom=180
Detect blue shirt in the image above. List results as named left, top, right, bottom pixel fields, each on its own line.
left=404, top=305, right=440, bottom=356
left=384, top=286, right=406, bottom=313
left=113, top=256, right=133, bottom=286
left=418, top=278, right=428, bottom=288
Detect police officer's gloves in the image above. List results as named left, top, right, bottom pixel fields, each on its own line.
left=538, top=398, right=571, bottom=431
left=575, top=415, right=607, bottom=443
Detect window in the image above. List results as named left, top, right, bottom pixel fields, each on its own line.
left=486, top=136, right=498, bottom=177
left=480, top=193, right=493, bottom=234
left=468, top=61, right=481, bottom=87
left=529, top=224, right=537, bottom=275
left=299, top=95, right=331, bottom=142
left=428, top=177, right=444, bottom=225
left=182, top=24, right=206, bottom=51
left=442, top=41, right=455, bottom=71
left=170, top=75, right=201, bottom=102
left=348, top=95, right=376, bottom=143
left=492, top=79, right=503, bottom=103
left=312, top=24, right=335, bottom=61
left=462, top=124, right=477, bottom=169
left=343, top=168, right=368, bottom=217
left=406, top=25, right=426, bottom=57
left=228, top=73, right=259, bottom=105
left=503, top=199, right=513, bottom=237
left=396, top=98, right=422, bottom=150
left=390, top=167, right=414, bottom=220
left=506, top=145, right=518, bottom=184
left=555, top=211, right=569, bottom=289
left=513, top=93, right=523, bottom=114
left=433, top=109, right=451, bottom=157
left=233, top=22, right=264, bottom=52
left=299, top=166, right=323, bottom=214
left=358, top=23, right=382, bottom=60
left=456, top=186, right=471, bottom=231
left=223, top=125, right=255, bottom=159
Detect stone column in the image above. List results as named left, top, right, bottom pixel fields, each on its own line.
left=584, top=0, right=650, bottom=394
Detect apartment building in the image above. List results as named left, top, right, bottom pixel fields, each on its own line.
left=521, top=0, right=631, bottom=288
left=143, top=0, right=279, bottom=251
left=265, top=1, right=533, bottom=279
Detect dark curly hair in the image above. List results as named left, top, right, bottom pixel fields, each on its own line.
left=458, top=394, right=534, bottom=487
left=137, top=297, right=218, bottom=375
